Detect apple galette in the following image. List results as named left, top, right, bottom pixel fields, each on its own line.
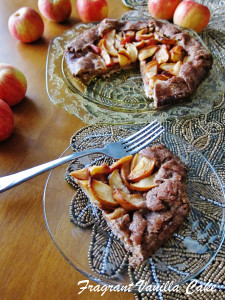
left=71, top=144, right=190, bottom=267
left=65, top=18, right=213, bottom=108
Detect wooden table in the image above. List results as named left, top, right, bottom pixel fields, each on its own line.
left=0, top=1, right=133, bottom=299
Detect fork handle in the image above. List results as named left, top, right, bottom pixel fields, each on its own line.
left=0, top=147, right=103, bottom=193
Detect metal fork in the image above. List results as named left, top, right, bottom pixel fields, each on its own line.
left=0, top=120, right=164, bottom=193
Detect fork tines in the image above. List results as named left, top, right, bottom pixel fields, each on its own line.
left=122, top=120, right=165, bottom=155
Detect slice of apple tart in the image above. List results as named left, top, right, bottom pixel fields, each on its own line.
left=65, top=18, right=213, bottom=108
left=71, top=144, right=190, bottom=267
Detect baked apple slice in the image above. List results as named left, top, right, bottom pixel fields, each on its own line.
left=120, top=31, right=135, bottom=45
left=153, top=45, right=170, bottom=64
left=158, top=38, right=176, bottom=46
left=118, top=49, right=131, bottom=67
left=74, top=179, right=99, bottom=206
left=160, top=61, right=182, bottom=76
left=103, top=207, right=126, bottom=220
left=113, top=189, right=144, bottom=211
left=127, top=156, right=155, bottom=182
left=98, top=38, right=106, bottom=49
left=112, top=57, right=119, bottom=64
left=98, top=38, right=111, bottom=54
left=101, top=49, right=112, bottom=67
left=88, top=163, right=111, bottom=177
left=120, top=160, right=131, bottom=190
left=108, top=169, right=130, bottom=194
left=115, top=34, right=123, bottom=49
left=124, top=30, right=135, bottom=38
left=138, top=45, right=159, bottom=61
left=170, top=60, right=182, bottom=76
left=143, top=61, right=159, bottom=79
left=154, top=32, right=176, bottom=45
left=89, top=178, right=119, bottom=210
left=149, top=74, right=170, bottom=89
left=145, top=38, right=159, bottom=46
left=70, top=168, right=89, bottom=180
left=109, top=155, right=133, bottom=172
left=129, top=171, right=158, bottom=191
left=130, top=153, right=140, bottom=171
left=160, top=62, right=176, bottom=71
left=136, top=28, right=154, bottom=41
left=133, top=40, right=146, bottom=50
left=104, top=29, right=118, bottom=57
left=126, top=43, right=138, bottom=63
left=170, top=45, right=185, bottom=63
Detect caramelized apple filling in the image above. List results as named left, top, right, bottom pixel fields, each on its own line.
left=88, top=26, right=192, bottom=99
left=71, top=144, right=190, bottom=267
left=91, top=28, right=187, bottom=90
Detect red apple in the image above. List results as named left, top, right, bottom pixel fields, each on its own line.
left=0, top=99, right=14, bottom=142
left=0, top=64, right=27, bottom=106
left=173, top=1, right=210, bottom=33
left=38, top=0, right=72, bottom=23
left=148, top=0, right=182, bottom=20
left=76, top=0, right=108, bottom=22
left=8, top=7, right=44, bottom=43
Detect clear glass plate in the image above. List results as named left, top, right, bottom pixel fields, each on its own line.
left=46, top=10, right=225, bottom=124
left=43, top=125, right=225, bottom=291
